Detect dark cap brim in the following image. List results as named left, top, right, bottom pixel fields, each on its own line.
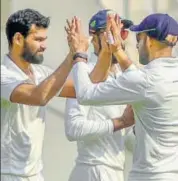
left=129, top=25, right=141, bottom=32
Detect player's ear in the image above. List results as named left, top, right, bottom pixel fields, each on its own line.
left=121, top=30, right=129, bottom=40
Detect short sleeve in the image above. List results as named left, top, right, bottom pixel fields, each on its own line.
left=1, top=66, right=27, bottom=101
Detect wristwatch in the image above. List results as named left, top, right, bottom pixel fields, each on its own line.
left=73, top=52, right=88, bottom=61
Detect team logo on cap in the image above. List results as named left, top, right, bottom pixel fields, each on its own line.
left=90, top=20, right=96, bottom=28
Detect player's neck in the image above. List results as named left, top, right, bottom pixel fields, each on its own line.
left=8, top=51, right=31, bottom=72
left=150, top=47, right=173, bottom=61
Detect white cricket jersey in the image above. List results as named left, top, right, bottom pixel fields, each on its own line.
left=65, top=98, right=126, bottom=170
left=65, top=64, right=132, bottom=170
left=72, top=57, right=178, bottom=181
left=1, top=55, right=53, bottom=176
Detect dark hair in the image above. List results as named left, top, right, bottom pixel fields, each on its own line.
left=6, top=8, right=50, bottom=46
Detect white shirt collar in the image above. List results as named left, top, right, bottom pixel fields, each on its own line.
left=3, top=54, right=43, bottom=82
left=145, top=57, right=178, bottom=69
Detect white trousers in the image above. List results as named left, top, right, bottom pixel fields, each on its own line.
left=68, top=164, right=124, bottom=181
left=1, top=172, right=44, bottom=181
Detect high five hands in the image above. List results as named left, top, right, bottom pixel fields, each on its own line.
left=65, top=16, right=89, bottom=55
left=106, top=14, right=125, bottom=53
left=65, top=14, right=127, bottom=57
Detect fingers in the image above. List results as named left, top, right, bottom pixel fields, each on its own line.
left=114, top=14, right=120, bottom=26
left=100, top=32, right=110, bottom=51
left=65, top=18, right=75, bottom=35
left=67, top=35, right=71, bottom=43
left=114, top=14, right=123, bottom=29
left=110, top=16, right=120, bottom=38
left=125, top=105, right=134, bottom=115
left=106, top=15, right=112, bottom=33
left=71, top=17, right=76, bottom=34
left=64, top=26, right=70, bottom=35
left=64, top=16, right=90, bottom=53
left=65, top=18, right=75, bottom=52
left=165, top=35, right=178, bottom=46
left=107, top=15, right=118, bottom=38
left=106, top=15, right=115, bottom=45
left=102, top=32, right=108, bottom=43
left=65, top=16, right=82, bottom=35
left=66, top=19, right=72, bottom=30
left=74, top=16, right=83, bottom=34
left=106, top=14, right=126, bottom=51
left=107, top=14, right=124, bottom=39
left=123, top=105, right=134, bottom=121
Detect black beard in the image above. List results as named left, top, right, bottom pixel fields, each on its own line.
left=139, top=49, right=149, bottom=65
left=22, top=43, right=44, bottom=64
left=139, top=56, right=149, bottom=65
left=139, top=36, right=149, bottom=65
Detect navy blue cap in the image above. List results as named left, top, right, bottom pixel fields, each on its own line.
left=130, top=13, right=178, bottom=42
left=89, top=9, right=133, bottom=34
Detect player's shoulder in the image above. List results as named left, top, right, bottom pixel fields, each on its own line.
left=1, top=64, right=8, bottom=71
left=122, top=66, right=147, bottom=83
left=1, top=64, right=17, bottom=77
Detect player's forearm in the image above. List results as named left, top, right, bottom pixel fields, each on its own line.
left=59, top=79, right=76, bottom=98
left=35, top=53, right=73, bottom=105
left=66, top=119, right=114, bottom=141
left=90, top=51, right=112, bottom=83
left=113, top=49, right=133, bottom=72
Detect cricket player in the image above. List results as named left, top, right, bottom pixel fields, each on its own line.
left=67, top=13, right=178, bottom=181
left=1, top=8, right=113, bottom=181
left=65, top=9, right=135, bottom=181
